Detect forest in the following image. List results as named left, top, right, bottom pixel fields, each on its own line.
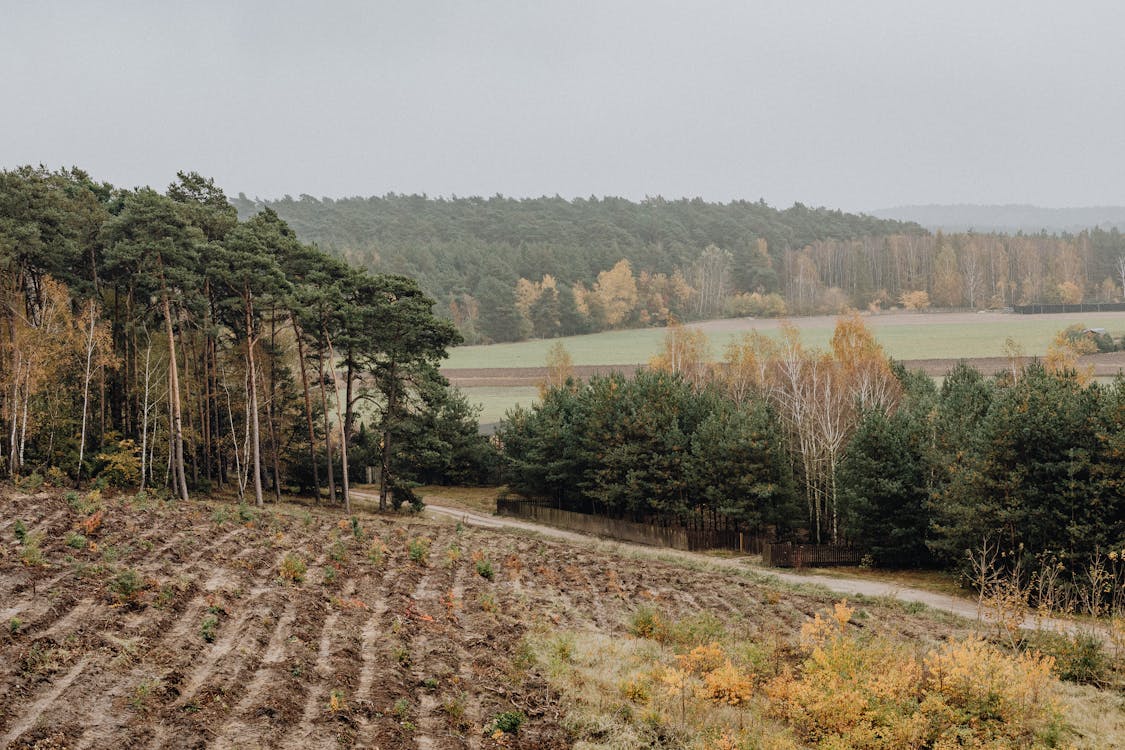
left=5, top=165, right=1124, bottom=591
left=233, top=193, right=1125, bottom=343
left=0, top=166, right=494, bottom=511
left=499, top=318, right=1125, bottom=598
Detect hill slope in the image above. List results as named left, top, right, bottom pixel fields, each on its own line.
left=231, top=193, right=923, bottom=300
left=1, top=489, right=1119, bottom=747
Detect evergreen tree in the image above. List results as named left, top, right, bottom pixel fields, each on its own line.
left=475, top=277, right=524, bottom=343
left=840, top=408, right=931, bottom=567
left=689, top=398, right=797, bottom=533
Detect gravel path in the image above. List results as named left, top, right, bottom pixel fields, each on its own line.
left=410, top=494, right=1106, bottom=639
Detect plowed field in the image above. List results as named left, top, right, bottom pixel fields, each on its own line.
left=1, top=490, right=570, bottom=749
left=1, top=488, right=1116, bottom=748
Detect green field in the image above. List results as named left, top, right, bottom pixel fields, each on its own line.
left=451, top=311, right=1125, bottom=422
left=445, top=311, right=1125, bottom=369
left=459, top=386, right=540, bottom=424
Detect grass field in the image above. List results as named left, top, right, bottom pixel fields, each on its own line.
left=457, top=386, right=540, bottom=424
left=452, top=310, right=1125, bottom=422
left=444, top=310, right=1125, bottom=369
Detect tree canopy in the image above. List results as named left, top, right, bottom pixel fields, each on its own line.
left=0, top=166, right=494, bottom=510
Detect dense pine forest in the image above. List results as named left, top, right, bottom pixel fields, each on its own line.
left=0, top=166, right=494, bottom=509
left=501, top=319, right=1125, bottom=599
left=234, top=193, right=1125, bottom=343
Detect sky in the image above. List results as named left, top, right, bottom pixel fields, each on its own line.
left=3, top=1, right=1125, bottom=212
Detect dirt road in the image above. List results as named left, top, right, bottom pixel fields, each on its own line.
left=410, top=493, right=1103, bottom=638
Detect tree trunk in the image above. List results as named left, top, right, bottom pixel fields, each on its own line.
left=245, top=294, right=264, bottom=507
left=317, top=353, right=337, bottom=504
left=268, top=312, right=282, bottom=503
left=76, top=303, right=98, bottom=485
left=326, top=332, right=350, bottom=514
left=182, top=334, right=198, bottom=486
left=139, top=337, right=152, bottom=491
left=220, top=364, right=245, bottom=502
left=379, top=363, right=398, bottom=512
left=344, top=351, right=356, bottom=438
left=291, top=315, right=321, bottom=502
left=265, top=377, right=282, bottom=503
left=162, top=291, right=189, bottom=501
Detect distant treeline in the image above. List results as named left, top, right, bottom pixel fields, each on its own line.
left=233, top=193, right=1125, bottom=343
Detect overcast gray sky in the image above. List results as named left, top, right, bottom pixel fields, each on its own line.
left=3, top=1, right=1124, bottom=211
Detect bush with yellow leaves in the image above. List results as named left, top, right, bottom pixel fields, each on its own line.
left=765, top=600, right=1066, bottom=749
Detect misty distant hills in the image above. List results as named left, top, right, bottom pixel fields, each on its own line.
left=869, top=205, right=1125, bottom=234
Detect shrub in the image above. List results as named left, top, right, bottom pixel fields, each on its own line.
left=899, top=289, right=930, bottom=310
left=81, top=510, right=104, bottom=536
left=446, top=545, right=462, bottom=567
left=20, top=534, right=46, bottom=567
left=17, top=472, right=44, bottom=492
left=491, top=710, right=525, bottom=735
left=45, top=466, right=67, bottom=487
left=95, top=439, right=141, bottom=487
left=408, top=537, right=431, bottom=565
left=201, top=614, right=218, bottom=643
left=13, top=520, right=27, bottom=543
left=108, top=569, right=145, bottom=603
left=82, top=489, right=103, bottom=514
left=628, top=606, right=667, bottom=642
left=65, top=531, right=88, bottom=549
left=765, top=600, right=1066, bottom=749
left=367, top=541, right=388, bottom=567
left=1030, top=630, right=1108, bottom=685
left=442, top=693, right=470, bottom=731
left=475, top=559, right=494, bottom=580
left=279, top=554, right=306, bottom=584
left=329, top=688, right=347, bottom=713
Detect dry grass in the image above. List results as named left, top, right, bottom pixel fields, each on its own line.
left=789, top=565, right=970, bottom=600
left=417, top=485, right=503, bottom=515
left=534, top=601, right=1123, bottom=750
left=1057, top=681, right=1125, bottom=748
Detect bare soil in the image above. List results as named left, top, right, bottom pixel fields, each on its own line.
left=686, top=309, right=1125, bottom=334
left=0, top=487, right=992, bottom=749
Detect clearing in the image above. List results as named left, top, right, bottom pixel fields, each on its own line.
left=1, top=487, right=1121, bottom=748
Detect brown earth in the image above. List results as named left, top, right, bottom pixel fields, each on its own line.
left=686, top=309, right=1125, bottom=334
left=443, top=351, right=1125, bottom=387
left=0, top=488, right=991, bottom=749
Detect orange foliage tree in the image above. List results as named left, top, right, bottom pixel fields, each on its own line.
left=648, top=319, right=712, bottom=391
left=725, top=314, right=900, bottom=542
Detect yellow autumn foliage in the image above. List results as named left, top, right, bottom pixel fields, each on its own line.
left=767, top=601, right=1066, bottom=749
left=699, top=659, right=754, bottom=708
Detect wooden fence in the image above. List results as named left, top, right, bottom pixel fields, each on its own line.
left=1013, top=302, right=1125, bottom=314
left=762, top=542, right=862, bottom=568
left=495, top=498, right=768, bottom=554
